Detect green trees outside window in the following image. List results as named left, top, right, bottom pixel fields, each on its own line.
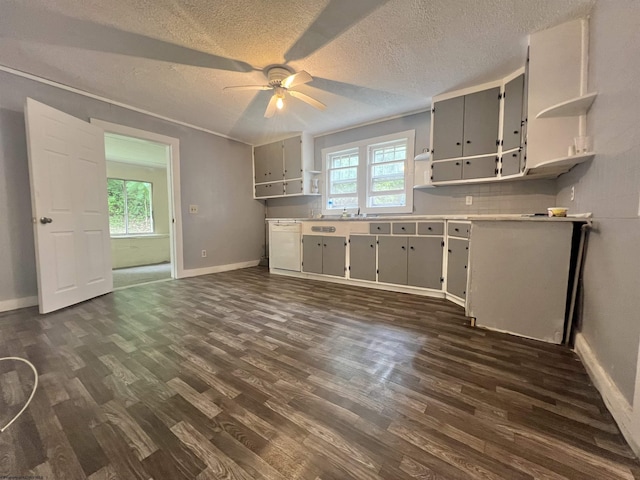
left=107, top=178, right=154, bottom=235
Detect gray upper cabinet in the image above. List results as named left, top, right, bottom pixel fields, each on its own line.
left=378, top=236, right=408, bottom=285
left=283, top=136, right=302, bottom=180
left=502, top=149, right=524, bottom=176
left=432, top=96, right=464, bottom=161
left=447, top=238, right=469, bottom=299
left=502, top=74, right=525, bottom=151
left=462, top=87, right=501, bottom=157
left=349, top=235, right=377, bottom=281
left=254, top=142, right=283, bottom=183
left=431, top=160, right=463, bottom=182
left=407, top=237, right=443, bottom=289
left=254, top=133, right=316, bottom=198
left=462, top=155, right=498, bottom=180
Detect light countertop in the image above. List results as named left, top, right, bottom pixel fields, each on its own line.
left=266, top=213, right=592, bottom=223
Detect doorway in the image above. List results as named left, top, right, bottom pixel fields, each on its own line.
left=90, top=119, right=184, bottom=285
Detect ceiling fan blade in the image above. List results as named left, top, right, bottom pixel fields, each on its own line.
left=289, top=90, right=326, bottom=111
left=282, top=71, right=313, bottom=89
left=284, top=0, right=391, bottom=62
left=224, top=85, right=271, bottom=91
left=264, top=94, right=279, bottom=118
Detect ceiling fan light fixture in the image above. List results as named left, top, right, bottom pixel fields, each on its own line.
left=276, top=96, right=284, bottom=110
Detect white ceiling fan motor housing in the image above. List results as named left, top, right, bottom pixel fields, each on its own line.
left=266, top=67, right=292, bottom=87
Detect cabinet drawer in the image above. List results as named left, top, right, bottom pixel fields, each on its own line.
left=369, top=223, right=391, bottom=234
left=448, top=222, right=470, bottom=238
left=418, top=222, right=444, bottom=235
left=392, top=222, right=416, bottom=235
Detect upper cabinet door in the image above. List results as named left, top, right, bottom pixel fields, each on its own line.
left=283, top=136, right=302, bottom=180
left=462, top=87, right=500, bottom=157
left=502, top=74, right=525, bottom=151
left=254, top=141, right=283, bottom=182
left=432, top=96, right=464, bottom=160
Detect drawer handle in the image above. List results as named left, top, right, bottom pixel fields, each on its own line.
left=428, top=227, right=432, bottom=230
left=377, top=226, right=381, bottom=230
left=456, top=142, right=461, bottom=146
left=370, top=244, right=374, bottom=248
left=466, top=140, right=471, bottom=144
left=465, top=161, right=470, bottom=165
left=514, top=130, right=519, bottom=134
left=401, top=227, right=405, bottom=230
left=513, top=153, right=517, bottom=157
left=410, top=246, right=415, bottom=250
left=454, top=228, right=459, bottom=232
left=455, top=162, right=460, bottom=166
left=401, top=246, right=406, bottom=250
left=317, top=243, right=321, bottom=246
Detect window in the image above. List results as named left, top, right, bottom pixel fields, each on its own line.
left=322, top=130, right=415, bottom=214
left=107, top=178, right=154, bottom=235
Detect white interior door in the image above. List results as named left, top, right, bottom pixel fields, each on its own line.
left=25, top=98, right=113, bottom=314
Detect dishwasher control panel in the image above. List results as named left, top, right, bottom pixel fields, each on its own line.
left=311, top=226, right=336, bottom=233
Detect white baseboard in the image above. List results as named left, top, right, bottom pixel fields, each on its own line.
left=574, top=332, right=640, bottom=456
left=180, top=260, right=261, bottom=279
left=0, top=296, right=38, bottom=313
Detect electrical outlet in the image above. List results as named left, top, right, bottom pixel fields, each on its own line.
left=465, top=196, right=473, bottom=206
left=570, top=186, right=575, bottom=201
left=189, top=205, right=199, bottom=214
left=201, top=250, right=207, bottom=258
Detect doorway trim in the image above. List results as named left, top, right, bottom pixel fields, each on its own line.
left=90, top=119, right=184, bottom=279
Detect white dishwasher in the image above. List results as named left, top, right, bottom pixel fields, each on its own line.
left=269, top=223, right=301, bottom=271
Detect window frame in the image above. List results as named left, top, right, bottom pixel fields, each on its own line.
left=107, top=177, right=155, bottom=237
left=321, top=130, right=415, bottom=215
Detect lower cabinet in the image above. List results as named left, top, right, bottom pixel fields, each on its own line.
left=446, top=237, right=469, bottom=299
left=302, top=235, right=346, bottom=277
left=349, top=235, right=377, bottom=281
left=377, top=236, right=443, bottom=288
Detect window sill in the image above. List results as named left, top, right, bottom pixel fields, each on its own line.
left=110, top=234, right=169, bottom=239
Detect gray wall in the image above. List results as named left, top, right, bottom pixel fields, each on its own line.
left=267, top=111, right=558, bottom=218
left=0, top=70, right=265, bottom=302
left=556, top=1, right=640, bottom=403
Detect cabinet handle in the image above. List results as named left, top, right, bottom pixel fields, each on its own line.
left=455, top=228, right=459, bottom=232
left=370, top=244, right=374, bottom=248
left=428, top=227, right=432, bottom=230
left=514, top=130, right=519, bottom=134
left=377, top=226, right=381, bottom=230
left=466, top=140, right=471, bottom=144
left=456, top=142, right=461, bottom=146
left=323, top=244, right=327, bottom=247
left=401, top=227, right=405, bottom=230
left=513, top=153, right=517, bottom=157
left=465, top=161, right=470, bottom=165
left=401, top=246, right=406, bottom=250
left=455, top=162, right=460, bottom=166
left=317, top=243, right=321, bottom=246
left=448, top=249, right=452, bottom=253
left=410, top=246, right=415, bottom=250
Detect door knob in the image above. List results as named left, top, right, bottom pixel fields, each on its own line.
left=40, top=217, right=53, bottom=224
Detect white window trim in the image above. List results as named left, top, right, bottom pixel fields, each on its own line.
left=321, top=130, right=415, bottom=215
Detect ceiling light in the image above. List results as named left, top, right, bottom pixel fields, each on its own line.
left=276, top=96, right=284, bottom=110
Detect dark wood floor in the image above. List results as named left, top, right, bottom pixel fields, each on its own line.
left=0, top=267, right=638, bottom=479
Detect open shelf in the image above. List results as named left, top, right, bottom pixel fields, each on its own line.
left=536, top=92, right=597, bottom=119
left=527, top=152, right=595, bottom=176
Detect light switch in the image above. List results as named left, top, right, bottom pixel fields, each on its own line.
left=465, top=196, right=473, bottom=205
left=189, top=205, right=198, bottom=214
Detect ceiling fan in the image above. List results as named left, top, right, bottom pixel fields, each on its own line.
left=224, top=66, right=326, bottom=118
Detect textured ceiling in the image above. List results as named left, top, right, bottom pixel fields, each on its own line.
left=0, top=0, right=593, bottom=145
